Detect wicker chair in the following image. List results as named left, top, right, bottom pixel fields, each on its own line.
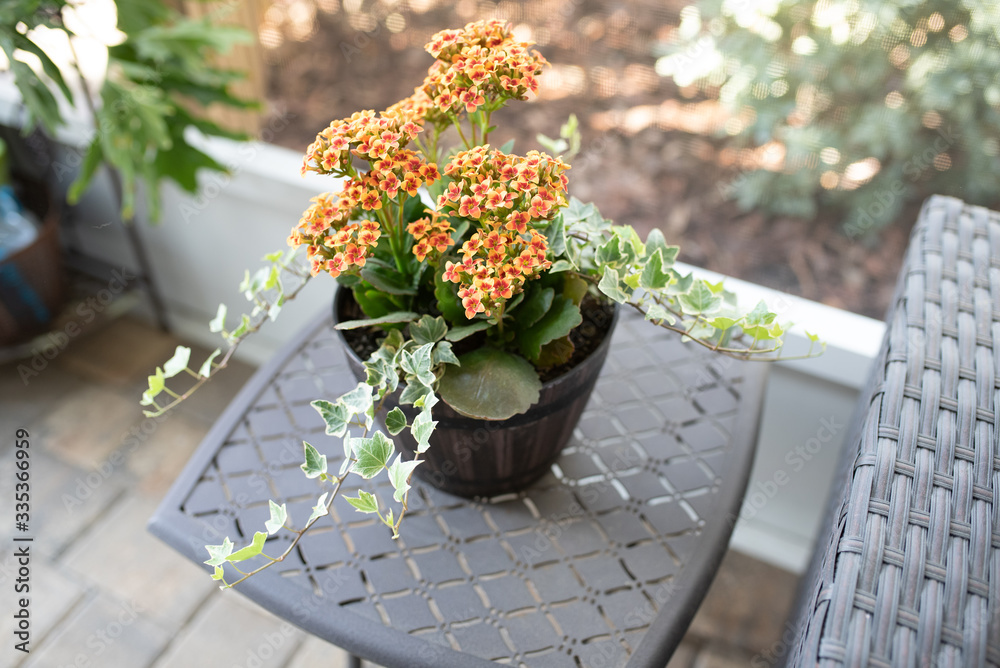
left=785, top=195, right=1000, bottom=667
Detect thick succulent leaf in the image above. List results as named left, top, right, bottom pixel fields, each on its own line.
left=518, top=296, right=582, bottom=362
left=438, top=348, right=541, bottom=420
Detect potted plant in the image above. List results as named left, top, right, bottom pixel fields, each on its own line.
left=142, top=20, right=822, bottom=588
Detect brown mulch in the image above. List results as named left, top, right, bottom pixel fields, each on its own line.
left=257, top=0, right=917, bottom=319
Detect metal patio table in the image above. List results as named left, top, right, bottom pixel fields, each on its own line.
left=149, top=303, right=767, bottom=668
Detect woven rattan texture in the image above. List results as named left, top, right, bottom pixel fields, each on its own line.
left=177, top=309, right=754, bottom=667
left=787, top=196, right=1000, bottom=668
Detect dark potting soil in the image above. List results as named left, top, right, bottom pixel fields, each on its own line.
left=336, top=289, right=617, bottom=384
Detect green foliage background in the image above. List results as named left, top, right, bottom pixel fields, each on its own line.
left=0, top=0, right=254, bottom=221
left=658, top=0, right=1000, bottom=235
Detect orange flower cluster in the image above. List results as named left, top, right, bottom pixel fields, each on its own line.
left=287, top=187, right=382, bottom=278
left=407, top=212, right=455, bottom=261
left=438, top=146, right=569, bottom=226
left=302, top=110, right=424, bottom=178
left=443, top=222, right=552, bottom=319
left=418, top=20, right=547, bottom=117
left=291, top=110, right=442, bottom=278
left=437, top=146, right=568, bottom=319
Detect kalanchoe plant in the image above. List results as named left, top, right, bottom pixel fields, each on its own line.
left=142, top=20, right=823, bottom=589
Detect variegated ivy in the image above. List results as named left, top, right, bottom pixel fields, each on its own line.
left=204, top=316, right=454, bottom=589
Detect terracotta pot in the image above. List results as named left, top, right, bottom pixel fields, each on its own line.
left=335, top=288, right=619, bottom=497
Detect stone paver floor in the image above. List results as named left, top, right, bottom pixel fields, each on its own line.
left=0, top=317, right=799, bottom=667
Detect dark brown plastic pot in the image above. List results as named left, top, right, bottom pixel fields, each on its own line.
left=335, top=288, right=619, bottom=498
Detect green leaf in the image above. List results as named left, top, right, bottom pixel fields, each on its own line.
left=535, top=335, right=575, bottom=368
left=352, top=432, right=394, bottom=478
left=312, top=400, right=350, bottom=437
left=400, top=343, right=435, bottom=387
left=360, top=261, right=417, bottom=295
left=562, top=275, right=589, bottom=306
left=639, top=249, right=672, bottom=290
left=204, top=537, right=234, bottom=566
left=518, top=287, right=554, bottom=329
left=547, top=213, right=567, bottom=256
left=409, top=315, right=448, bottom=345
left=445, top=321, right=490, bottom=341
left=340, top=384, right=374, bottom=416
left=709, top=316, right=740, bottom=330
left=335, top=311, right=419, bottom=330
left=411, top=409, right=436, bottom=453
left=518, top=296, right=582, bottom=362
left=228, top=531, right=267, bottom=562
left=198, top=349, right=222, bottom=377
left=211, top=565, right=225, bottom=581
left=598, top=268, right=629, bottom=303
left=209, top=304, right=227, bottom=333
left=163, top=346, right=191, bottom=378
left=145, top=367, right=166, bottom=402
left=644, top=304, right=676, bottom=325
left=388, top=455, right=422, bottom=503
left=439, top=348, right=542, bottom=420
left=433, top=341, right=461, bottom=367
left=264, top=501, right=287, bottom=535
left=678, top=281, right=722, bottom=315
left=549, top=259, right=575, bottom=273
left=385, top=407, right=407, bottom=435
left=435, top=269, right=466, bottom=324
left=344, top=490, right=380, bottom=514
left=308, top=493, right=330, bottom=523
left=301, top=441, right=328, bottom=479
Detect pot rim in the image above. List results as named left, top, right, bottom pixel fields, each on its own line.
left=332, top=285, right=620, bottom=396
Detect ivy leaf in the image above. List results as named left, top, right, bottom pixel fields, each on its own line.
left=335, top=311, right=419, bottom=330
left=204, top=537, right=234, bottom=566
left=163, top=346, right=191, bottom=378
left=227, top=531, right=268, bottom=562
left=439, top=348, right=541, bottom=420
left=639, top=249, right=671, bottom=290
left=340, top=384, right=374, bottom=416
left=409, top=315, right=448, bottom=345
left=301, top=441, right=328, bottom=479
left=433, top=341, right=461, bottom=366
left=307, top=493, right=330, bottom=523
left=598, top=268, right=629, bottom=303
left=143, top=367, right=166, bottom=405
left=385, top=407, right=407, bottom=435
left=549, top=259, right=575, bottom=273
left=410, top=409, right=437, bottom=453
left=446, top=320, right=490, bottom=342
left=645, top=304, right=676, bottom=325
left=312, top=400, right=350, bottom=437
left=198, top=348, right=222, bottom=378
left=209, top=304, right=227, bottom=333
left=211, top=565, right=225, bottom=581
left=388, top=455, right=422, bottom=503
left=709, top=316, right=740, bottom=330
left=352, top=432, right=394, bottom=478
left=344, top=490, right=380, bottom=514
left=264, top=501, right=287, bottom=535
left=547, top=213, right=567, bottom=256
left=678, top=281, right=722, bottom=315
left=401, top=343, right=435, bottom=387
left=518, top=296, right=582, bottom=362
